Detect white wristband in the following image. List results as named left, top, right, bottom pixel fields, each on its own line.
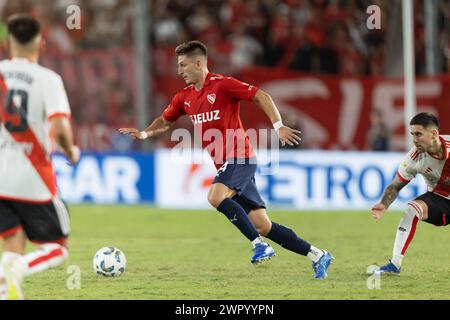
left=273, top=121, right=284, bottom=131
left=139, top=131, right=148, bottom=139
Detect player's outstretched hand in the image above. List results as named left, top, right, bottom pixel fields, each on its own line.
left=278, top=126, right=302, bottom=147
left=371, top=203, right=386, bottom=222
left=118, top=128, right=148, bottom=140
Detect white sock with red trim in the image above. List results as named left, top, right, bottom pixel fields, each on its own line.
left=22, top=243, right=68, bottom=276
left=391, top=202, right=422, bottom=268
left=0, top=245, right=68, bottom=280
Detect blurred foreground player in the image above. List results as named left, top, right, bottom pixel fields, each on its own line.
left=0, top=14, right=79, bottom=299
left=120, top=40, right=333, bottom=278
left=370, top=112, right=450, bottom=275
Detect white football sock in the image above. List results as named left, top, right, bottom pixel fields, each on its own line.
left=22, top=243, right=68, bottom=276
left=251, top=236, right=264, bottom=248
left=391, top=202, right=422, bottom=268
left=307, top=245, right=324, bottom=263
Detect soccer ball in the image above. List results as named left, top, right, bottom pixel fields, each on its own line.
left=93, top=246, right=127, bottom=277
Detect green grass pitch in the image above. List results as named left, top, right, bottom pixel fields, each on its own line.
left=11, top=205, right=450, bottom=300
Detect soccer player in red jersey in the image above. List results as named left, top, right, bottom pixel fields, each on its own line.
left=120, top=40, right=333, bottom=278
left=370, top=113, right=450, bottom=275
left=0, top=15, right=80, bottom=299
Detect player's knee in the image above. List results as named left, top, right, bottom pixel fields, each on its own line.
left=207, top=193, right=226, bottom=208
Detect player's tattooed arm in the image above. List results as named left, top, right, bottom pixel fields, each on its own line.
left=380, top=176, right=408, bottom=210
left=371, top=175, right=408, bottom=222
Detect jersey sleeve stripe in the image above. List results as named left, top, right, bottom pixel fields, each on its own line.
left=396, top=171, right=410, bottom=183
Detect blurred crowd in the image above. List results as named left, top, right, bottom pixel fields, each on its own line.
left=0, top=0, right=133, bottom=53
left=2, top=0, right=449, bottom=74
left=0, top=0, right=449, bottom=151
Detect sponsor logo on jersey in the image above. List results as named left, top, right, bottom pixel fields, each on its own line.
left=189, top=110, right=220, bottom=124
left=0, top=141, right=33, bottom=154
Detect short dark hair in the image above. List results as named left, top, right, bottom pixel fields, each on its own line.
left=175, top=40, right=208, bottom=57
left=7, top=14, right=41, bottom=45
left=409, top=112, right=439, bottom=129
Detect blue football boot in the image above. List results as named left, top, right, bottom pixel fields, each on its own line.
left=251, top=242, right=275, bottom=265
left=375, top=260, right=401, bottom=276
left=312, top=251, right=333, bottom=279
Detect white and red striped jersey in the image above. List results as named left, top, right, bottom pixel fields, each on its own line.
left=397, top=135, right=450, bottom=199
left=0, top=58, right=71, bottom=202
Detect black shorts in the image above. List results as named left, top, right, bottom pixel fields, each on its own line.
left=0, top=198, right=70, bottom=243
left=213, top=158, right=266, bottom=213
left=415, top=192, right=450, bottom=226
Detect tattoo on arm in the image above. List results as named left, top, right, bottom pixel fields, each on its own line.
left=380, top=180, right=407, bottom=209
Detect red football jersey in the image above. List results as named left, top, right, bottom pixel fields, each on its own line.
left=163, top=72, right=258, bottom=169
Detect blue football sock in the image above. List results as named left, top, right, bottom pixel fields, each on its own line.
left=217, top=198, right=260, bottom=241
left=266, top=222, right=311, bottom=256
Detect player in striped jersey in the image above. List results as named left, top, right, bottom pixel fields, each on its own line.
left=0, top=14, right=79, bottom=299
left=369, top=112, right=450, bottom=275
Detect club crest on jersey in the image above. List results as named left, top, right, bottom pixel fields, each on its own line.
left=207, top=93, right=216, bottom=104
